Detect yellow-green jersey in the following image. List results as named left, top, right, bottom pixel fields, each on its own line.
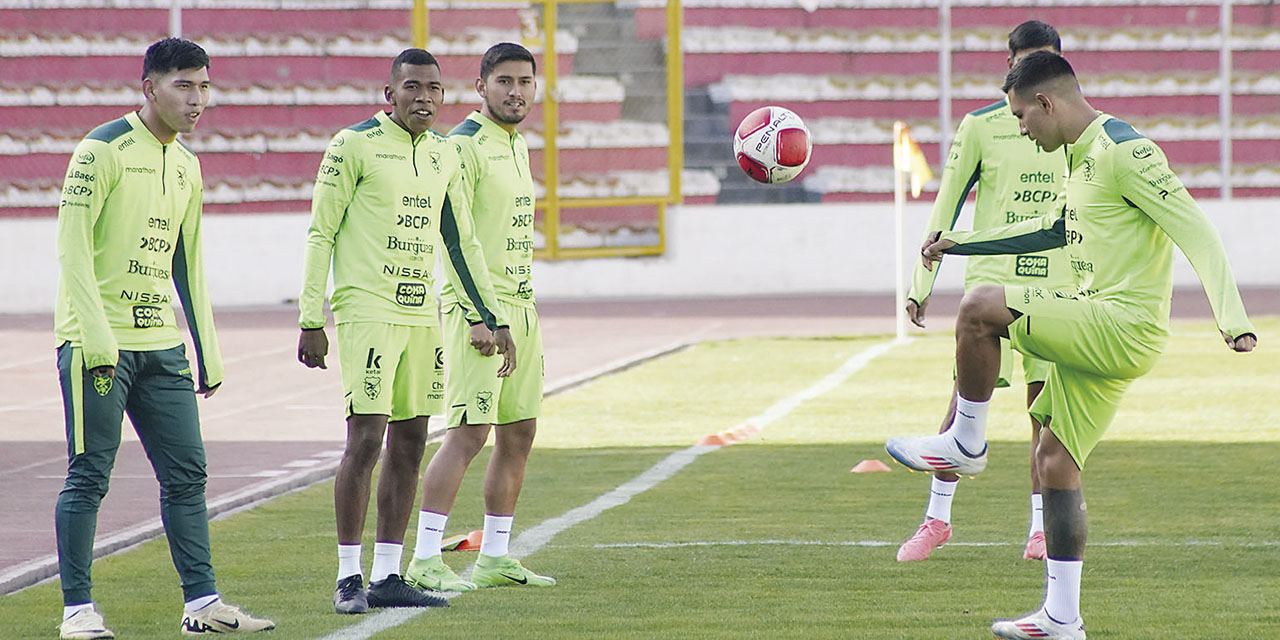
left=299, top=111, right=506, bottom=330
left=907, top=100, right=1071, bottom=305
left=55, top=110, right=223, bottom=389
left=441, top=111, right=537, bottom=319
left=942, top=113, right=1254, bottom=340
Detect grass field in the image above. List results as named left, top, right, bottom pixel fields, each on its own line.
left=3, top=318, right=1277, bottom=639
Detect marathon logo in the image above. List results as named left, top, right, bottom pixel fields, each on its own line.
left=1015, top=256, right=1049, bottom=278
left=132, top=305, right=164, bottom=328
left=375, top=152, right=405, bottom=161
left=395, top=282, right=427, bottom=307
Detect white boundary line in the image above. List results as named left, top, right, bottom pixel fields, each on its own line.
left=315, top=337, right=905, bottom=640
left=592, top=539, right=1280, bottom=549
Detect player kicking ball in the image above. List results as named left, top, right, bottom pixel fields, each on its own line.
left=886, top=51, right=1256, bottom=639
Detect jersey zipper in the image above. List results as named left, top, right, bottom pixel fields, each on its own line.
left=160, top=145, right=167, bottom=195
left=509, top=133, right=522, bottom=178
left=411, top=134, right=420, bottom=177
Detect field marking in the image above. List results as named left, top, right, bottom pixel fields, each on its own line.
left=314, top=338, right=905, bottom=640
left=592, top=539, right=1280, bottom=549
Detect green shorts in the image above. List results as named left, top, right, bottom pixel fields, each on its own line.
left=980, top=338, right=1050, bottom=387
left=443, top=300, right=543, bottom=428
left=337, top=322, right=444, bottom=421
left=1005, top=285, right=1168, bottom=468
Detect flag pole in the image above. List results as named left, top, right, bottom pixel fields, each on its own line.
left=892, top=121, right=907, bottom=340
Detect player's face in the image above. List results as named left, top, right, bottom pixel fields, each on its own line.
left=478, top=59, right=536, bottom=128
left=144, top=67, right=211, bottom=138
left=1008, top=89, right=1062, bottom=152
left=386, top=63, right=444, bottom=137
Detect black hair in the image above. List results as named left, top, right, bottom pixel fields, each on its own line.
left=391, top=48, right=440, bottom=79
left=1001, top=50, right=1076, bottom=95
left=1007, top=20, right=1061, bottom=56
left=142, top=38, right=209, bottom=80
left=479, top=42, right=536, bottom=80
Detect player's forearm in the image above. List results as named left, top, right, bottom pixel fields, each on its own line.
left=943, top=215, right=1065, bottom=256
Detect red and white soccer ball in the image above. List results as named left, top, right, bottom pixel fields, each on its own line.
left=733, top=106, right=812, bottom=184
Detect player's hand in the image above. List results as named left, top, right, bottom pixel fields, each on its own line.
left=197, top=383, right=220, bottom=399
left=89, top=365, right=115, bottom=379
left=469, top=322, right=496, bottom=356
left=298, top=328, right=329, bottom=369
left=1225, top=332, right=1257, bottom=353
left=906, top=298, right=928, bottom=328
left=493, top=327, right=517, bottom=378
left=922, top=232, right=955, bottom=272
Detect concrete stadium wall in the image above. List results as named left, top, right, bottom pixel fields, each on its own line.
left=1, top=199, right=1276, bottom=314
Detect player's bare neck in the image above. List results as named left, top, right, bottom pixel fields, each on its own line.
left=137, top=106, right=177, bottom=145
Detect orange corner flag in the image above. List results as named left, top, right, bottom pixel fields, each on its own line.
left=894, top=122, right=934, bottom=198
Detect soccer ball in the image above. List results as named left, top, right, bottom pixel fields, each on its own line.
left=732, top=106, right=812, bottom=184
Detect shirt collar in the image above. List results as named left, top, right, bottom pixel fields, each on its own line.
left=468, top=110, right=521, bottom=143
left=376, top=110, right=430, bottom=143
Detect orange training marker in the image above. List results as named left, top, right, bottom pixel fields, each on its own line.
left=449, top=529, right=484, bottom=551
left=850, top=459, right=892, bottom=473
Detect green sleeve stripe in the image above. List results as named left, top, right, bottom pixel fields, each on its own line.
left=949, top=216, right=1067, bottom=256
left=449, top=119, right=482, bottom=137
left=85, top=117, right=133, bottom=143
left=171, top=233, right=208, bottom=386
left=968, top=99, right=1007, bottom=117
left=1103, top=118, right=1145, bottom=144
left=346, top=116, right=380, bottom=133
left=950, top=162, right=982, bottom=228
left=439, top=194, right=498, bottom=329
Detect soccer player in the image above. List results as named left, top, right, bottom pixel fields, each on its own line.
left=892, top=21, right=1069, bottom=563
left=298, top=48, right=515, bottom=614
left=53, top=38, right=273, bottom=638
left=887, top=51, right=1257, bottom=640
left=404, top=43, right=553, bottom=592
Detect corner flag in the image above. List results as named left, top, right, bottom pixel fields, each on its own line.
left=894, top=122, right=933, bottom=198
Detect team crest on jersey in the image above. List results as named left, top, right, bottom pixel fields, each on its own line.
left=364, top=375, right=382, bottom=400
left=175, top=166, right=187, bottom=190
left=92, top=375, right=113, bottom=397
left=1081, top=157, right=1096, bottom=182
left=428, top=151, right=441, bottom=174
left=475, top=391, right=493, bottom=414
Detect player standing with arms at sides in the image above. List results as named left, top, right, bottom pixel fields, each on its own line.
left=53, top=38, right=274, bottom=639
left=298, top=48, right=515, bottom=614
left=888, top=51, right=1256, bottom=639
left=892, top=21, right=1069, bottom=563
left=404, top=42, right=552, bottom=592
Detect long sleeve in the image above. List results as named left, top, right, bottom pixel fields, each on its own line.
left=1118, top=146, right=1255, bottom=340
left=438, top=170, right=506, bottom=330
left=907, top=115, right=982, bottom=304
left=172, top=172, right=224, bottom=388
left=298, top=132, right=357, bottom=329
left=942, top=212, right=1067, bottom=257
left=56, top=139, right=118, bottom=369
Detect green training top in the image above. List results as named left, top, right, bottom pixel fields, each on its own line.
left=441, top=111, right=537, bottom=319
left=941, top=113, right=1255, bottom=340
left=907, top=100, right=1071, bottom=305
left=55, top=110, right=224, bottom=389
left=299, top=111, right=506, bottom=330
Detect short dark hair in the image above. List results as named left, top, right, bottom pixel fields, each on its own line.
left=479, top=42, right=536, bottom=80
left=142, top=38, right=209, bottom=80
left=1001, top=50, right=1076, bottom=95
left=1007, top=20, right=1061, bottom=56
left=391, top=48, right=440, bottom=79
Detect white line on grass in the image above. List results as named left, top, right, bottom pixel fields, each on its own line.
left=314, top=338, right=905, bottom=640
left=592, top=539, right=1280, bottom=549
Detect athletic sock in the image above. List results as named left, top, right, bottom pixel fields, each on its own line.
left=1029, top=493, right=1045, bottom=537
left=1044, top=558, right=1083, bottom=623
left=413, top=510, right=449, bottom=560
left=924, top=477, right=958, bottom=523
left=370, top=542, right=403, bottom=583
left=479, top=514, right=514, bottom=557
left=949, top=394, right=990, bottom=454
left=184, top=594, right=219, bottom=614
left=337, top=543, right=362, bottom=582
left=63, top=603, right=95, bottom=622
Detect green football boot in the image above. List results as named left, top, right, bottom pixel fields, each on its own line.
left=405, top=555, right=477, bottom=592
left=472, top=554, right=556, bottom=588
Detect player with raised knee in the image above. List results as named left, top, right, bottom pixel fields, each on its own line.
left=298, top=48, right=515, bottom=614
left=405, top=43, right=553, bottom=592
left=892, top=21, right=1069, bottom=563
left=887, top=51, right=1257, bottom=639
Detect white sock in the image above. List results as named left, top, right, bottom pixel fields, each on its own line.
left=479, top=514, right=514, bottom=557
left=337, top=543, right=362, bottom=582
left=63, top=603, right=95, bottom=621
left=184, top=594, right=219, bottom=614
left=949, top=394, right=990, bottom=454
left=1029, top=493, right=1044, bottom=536
left=924, top=477, right=958, bottom=523
left=370, top=542, right=403, bottom=583
left=413, top=510, right=449, bottom=560
left=1044, top=558, right=1083, bottom=623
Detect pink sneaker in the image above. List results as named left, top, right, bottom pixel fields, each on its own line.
left=896, top=518, right=952, bottom=562
left=1023, top=531, right=1046, bottom=560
